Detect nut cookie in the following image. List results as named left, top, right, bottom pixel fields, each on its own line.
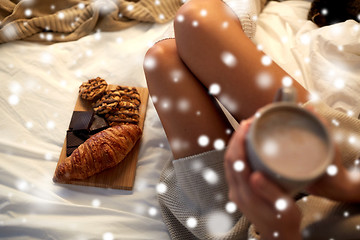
left=92, top=87, right=141, bottom=115
left=92, top=91, right=121, bottom=115
left=106, top=112, right=140, bottom=126
left=79, top=77, right=108, bottom=101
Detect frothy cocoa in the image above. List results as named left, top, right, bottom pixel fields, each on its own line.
left=255, top=109, right=329, bottom=180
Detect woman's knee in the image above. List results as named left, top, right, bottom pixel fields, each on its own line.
left=173, top=0, right=240, bottom=55
left=143, top=39, right=178, bottom=88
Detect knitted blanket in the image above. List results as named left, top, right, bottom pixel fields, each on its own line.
left=0, top=0, right=182, bottom=43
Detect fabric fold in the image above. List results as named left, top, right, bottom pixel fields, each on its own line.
left=0, top=0, right=183, bottom=43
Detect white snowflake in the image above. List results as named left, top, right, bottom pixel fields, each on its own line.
left=261, top=55, right=272, bottom=66
left=41, top=52, right=53, bottom=64
left=156, top=182, right=167, bottom=194
left=281, top=36, right=288, bottom=44
left=256, top=72, right=273, bottom=89
left=219, top=95, right=238, bottom=113
left=326, top=165, right=338, bottom=176
left=334, top=78, right=345, bottom=89
left=160, top=98, right=171, bottom=110
left=46, top=33, right=53, bottom=41
left=300, top=34, right=311, bottom=45
left=151, top=95, right=158, bottom=103
left=200, top=9, right=207, bottom=17
left=148, top=207, right=158, bottom=216
left=331, top=119, right=340, bottom=127
left=2, top=24, right=18, bottom=41
left=262, top=139, right=279, bottom=157
left=348, top=136, right=356, bottom=144
left=275, top=198, right=288, bottom=211
left=186, top=217, right=198, bottom=228
left=92, top=199, right=101, bottom=207
left=209, top=83, right=221, bottom=95
left=202, top=168, right=219, bottom=185
left=176, top=14, right=185, bottom=22
left=206, top=211, right=233, bottom=237
left=213, top=139, right=225, bottom=150
left=9, top=81, right=22, bottom=94
left=191, top=160, right=204, bottom=172
left=25, top=121, right=33, bottom=129
left=58, top=12, right=65, bottom=19
left=16, top=179, right=29, bottom=191
left=143, top=56, right=157, bottom=70
left=198, top=135, right=210, bottom=147
left=46, top=120, right=55, bottom=130
left=8, top=94, right=19, bottom=105
left=24, top=9, right=32, bottom=17
left=94, top=31, right=102, bottom=40
left=222, top=21, right=229, bottom=29
left=170, top=69, right=182, bottom=82
left=102, top=232, right=114, bottom=240
left=44, top=152, right=53, bottom=161
left=282, top=76, right=293, bottom=87
left=178, top=99, right=190, bottom=112
left=221, top=51, right=237, bottom=68
left=225, top=202, right=237, bottom=213
left=233, top=160, right=245, bottom=172
left=127, top=4, right=134, bottom=11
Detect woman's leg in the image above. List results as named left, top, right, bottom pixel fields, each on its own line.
left=174, top=0, right=309, bottom=121
left=144, top=38, right=233, bottom=159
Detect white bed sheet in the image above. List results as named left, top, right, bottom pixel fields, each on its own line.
left=1, top=1, right=359, bottom=239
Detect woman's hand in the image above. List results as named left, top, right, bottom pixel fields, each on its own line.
left=306, top=146, right=360, bottom=202
left=304, top=106, right=360, bottom=202
left=224, top=119, right=302, bottom=240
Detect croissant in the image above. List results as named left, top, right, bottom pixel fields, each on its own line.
left=53, top=124, right=142, bottom=182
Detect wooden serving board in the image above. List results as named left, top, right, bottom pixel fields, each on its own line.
left=54, top=85, right=149, bottom=190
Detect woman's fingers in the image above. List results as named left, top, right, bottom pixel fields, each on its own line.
left=250, top=172, right=290, bottom=209
left=250, top=172, right=285, bottom=202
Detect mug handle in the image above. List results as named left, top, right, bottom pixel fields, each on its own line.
left=273, top=86, right=297, bottom=103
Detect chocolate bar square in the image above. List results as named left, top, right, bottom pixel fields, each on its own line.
left=66, top=146, right=78, bottom=157
left=69, top=111, right=94, bottom=132
left=66, top=130, right=85, bottom=148
left=89, top=115, right=109, bottom=134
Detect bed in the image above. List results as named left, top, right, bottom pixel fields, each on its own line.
left=1, top=0, right=359, bottom=239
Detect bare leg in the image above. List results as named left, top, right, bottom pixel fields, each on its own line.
left=174, top=0, right=309, bottom=121
left=144, top=0, right=310, bottom=159
left=144, top=39, right=233, bottom=159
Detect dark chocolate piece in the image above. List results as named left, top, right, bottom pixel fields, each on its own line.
left=89, top=115, right=109, bottom=134
left=73, top=130, right=90, bottom=141
left=66, top=146, right=78, bottom=157
left=66, top=130, right=85, bottom=148
left=69, top=111, right=94, bottom=131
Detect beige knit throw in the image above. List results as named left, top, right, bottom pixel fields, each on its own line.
left=0, top=0, right=183, bottom=44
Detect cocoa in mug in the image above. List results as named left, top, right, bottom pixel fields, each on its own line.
left=246, top=87, right=334, bottom=194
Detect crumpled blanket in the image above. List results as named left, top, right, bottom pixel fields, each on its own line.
left=0, top=0, right=182, bottom=43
